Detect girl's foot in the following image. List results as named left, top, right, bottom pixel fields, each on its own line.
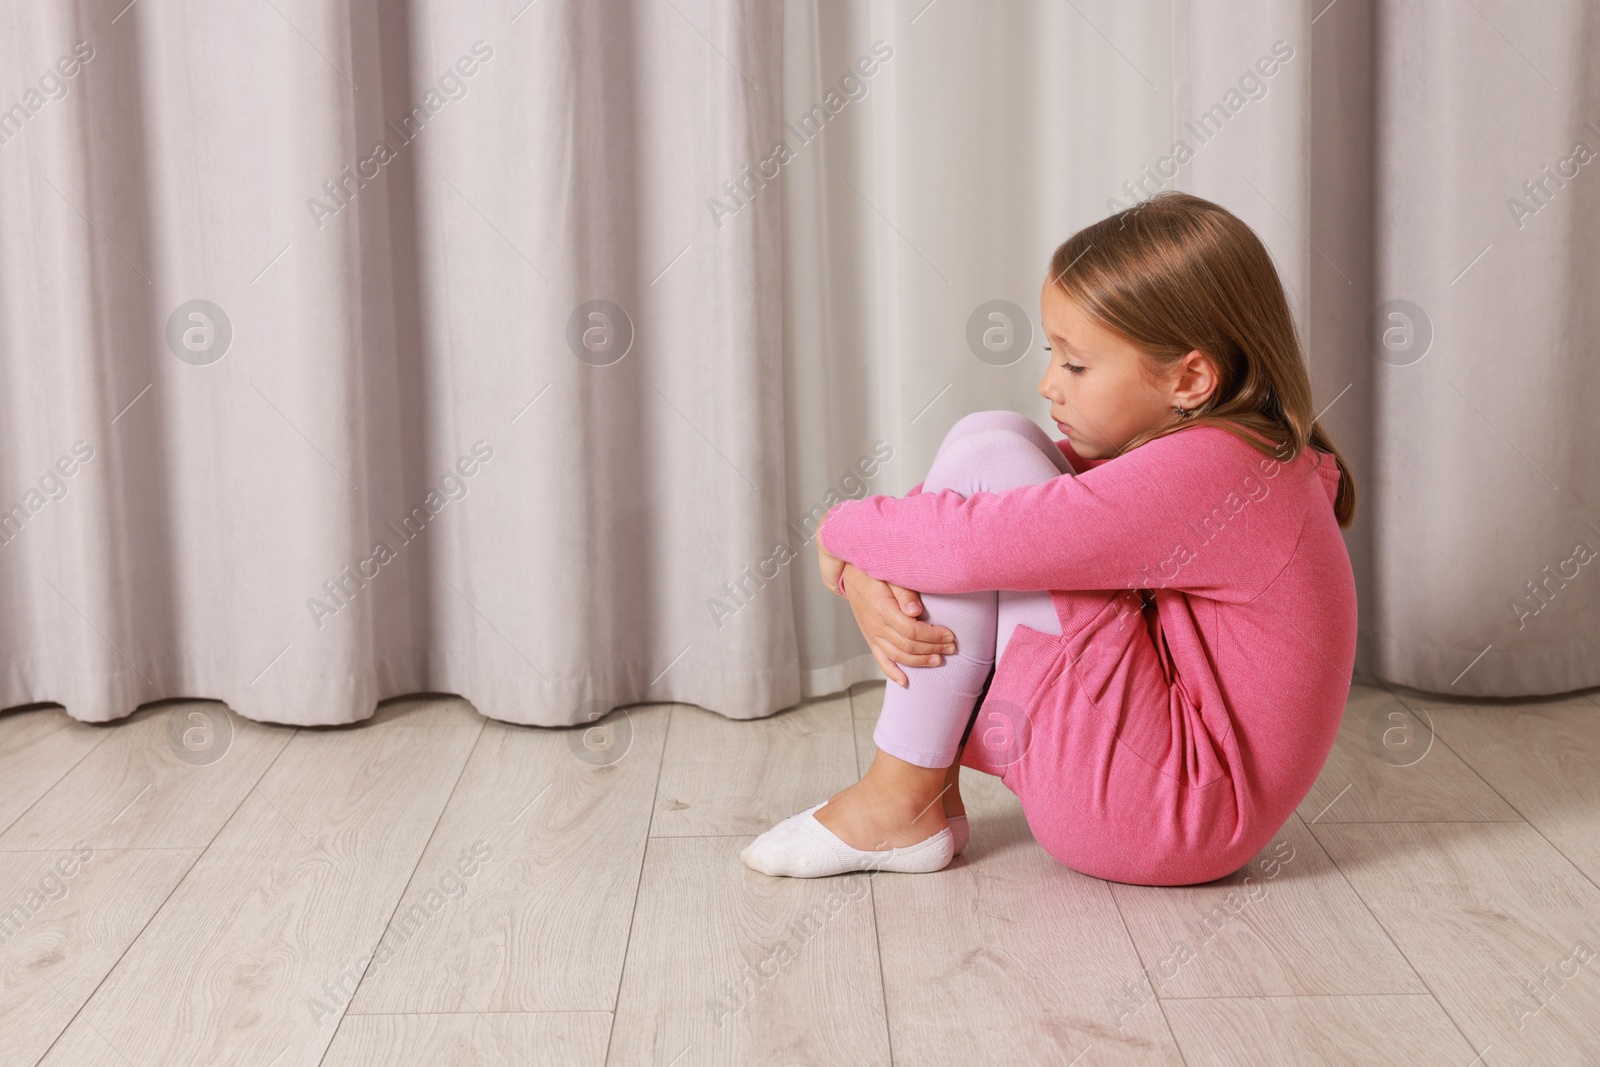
left=738, top=801, right=954, bottom=878
left=739, top=749, right=957, bottom=878
left=813, top=775, right=947, bottom=850
left=807, top=752, right=967, bottom=853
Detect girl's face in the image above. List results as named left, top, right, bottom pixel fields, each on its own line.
left=1036, top=280, right=1217, bottom=459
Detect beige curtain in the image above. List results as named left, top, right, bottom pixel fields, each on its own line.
left=3, top=0, right=1591, bottom=730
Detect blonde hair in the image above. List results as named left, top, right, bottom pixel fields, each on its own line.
left=1047, top=190, right=1356, bottom=528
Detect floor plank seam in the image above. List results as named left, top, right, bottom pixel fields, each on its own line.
left=342, top=1009, right=617, bottom=1017
left=317, top=717, right=491, bottom=1067
left=1158, top=991, right=1445, bottom=1001
left=601, top=702, right=673, bottom=1066
left=1109, top=878, right=1192, bottom=1066
left=866, top=858, right=894, bottom=1064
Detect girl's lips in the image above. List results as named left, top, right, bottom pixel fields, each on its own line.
left=1055, top=420, right=1073, bottom=434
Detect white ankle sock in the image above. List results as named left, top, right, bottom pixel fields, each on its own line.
left=740, top=803, right=955, bottom=878
left=948, top=813, right=968, bottom=855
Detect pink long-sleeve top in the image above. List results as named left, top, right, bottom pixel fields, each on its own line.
left=818, top=424, right=1357, bottom=884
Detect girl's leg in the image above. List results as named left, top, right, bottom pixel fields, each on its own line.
left=815, top=415, right=1071, bottom=850
left=945, top=588, right=1062, bottom=795
left=869, top=416, right=1068, bottom=771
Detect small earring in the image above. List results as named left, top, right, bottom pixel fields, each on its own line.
left=1173, top=405, right=1188, bottom=417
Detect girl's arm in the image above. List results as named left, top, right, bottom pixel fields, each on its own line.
left=819, top=425, right=1304, bottom=600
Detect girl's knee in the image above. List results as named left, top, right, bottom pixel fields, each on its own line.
left=945, top=409, right=1037, bottom=446
left=927, top=427, right=1060, bottom=490
left=942, top=427, right=1039, bottom=463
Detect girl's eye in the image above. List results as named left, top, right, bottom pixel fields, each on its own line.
left=1043, top=347, right=1081, bottom=375
left=1044, top=344, right=1084, bottom=373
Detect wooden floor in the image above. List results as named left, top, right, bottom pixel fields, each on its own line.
left=2, top=675, right=1599, bottom=1066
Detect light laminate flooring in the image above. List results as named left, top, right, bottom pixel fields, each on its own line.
left=2, top=675, right=1598, bottom=1066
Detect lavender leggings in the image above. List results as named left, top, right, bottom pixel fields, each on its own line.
left=872, top=410, right=1072, bottom=769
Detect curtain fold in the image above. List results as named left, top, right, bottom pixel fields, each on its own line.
left=1172, top=0, right=1600, bottom=696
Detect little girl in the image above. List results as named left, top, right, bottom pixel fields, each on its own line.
left=741, top=190, right=1358, bottom=886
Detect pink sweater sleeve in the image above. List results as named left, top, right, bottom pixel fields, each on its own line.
left=819, top=426, right=1307, bottom=599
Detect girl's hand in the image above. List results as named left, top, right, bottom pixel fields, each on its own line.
left=817, top=534, right=848, bottom=600
left=839, top=563, right=958, bottom=688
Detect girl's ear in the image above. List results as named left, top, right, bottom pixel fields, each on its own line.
left=1173, top=348, right=1219, bottom=408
